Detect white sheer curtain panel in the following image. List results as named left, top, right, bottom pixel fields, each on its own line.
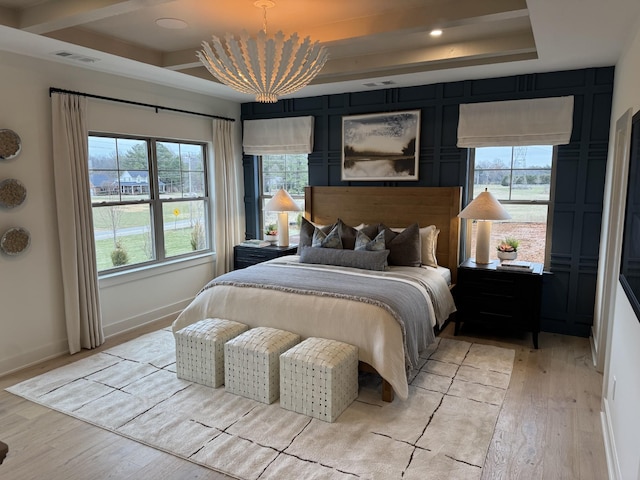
left=51, top=93, right=104, bottom=354
left=213, top=118, right=244, bottom=276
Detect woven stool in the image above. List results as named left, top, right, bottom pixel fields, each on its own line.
left=224, top=327, right=300, bottom=404
left=175, top=318, right=249, bottom=388
left=280, top=337, right=358, bottom=422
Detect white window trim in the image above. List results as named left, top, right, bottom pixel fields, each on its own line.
left=467, top=146, right=557, bottom=268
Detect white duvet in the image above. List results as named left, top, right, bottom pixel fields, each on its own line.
left=172, top=256, right=456, bottom=400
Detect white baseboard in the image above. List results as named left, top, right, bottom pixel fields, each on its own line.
left=0, top=298, right=194, bottom=379
left=102, top=298, right=193, bottom=338
left=601, top=397, right=622, bottom=480
left=0, top=338, right=68, bottom=378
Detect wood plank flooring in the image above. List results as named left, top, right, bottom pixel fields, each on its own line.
left=0, top=320, right=608, bottom=479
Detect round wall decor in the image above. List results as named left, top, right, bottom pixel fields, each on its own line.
left=0, top=129, right=21, bottom=160
left=1, top=227, right=31, bottom=256
left=0, top=178, right=27, bottom=208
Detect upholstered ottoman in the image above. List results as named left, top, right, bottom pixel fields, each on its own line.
left=224, top=327, right=300, bottom=404
left=175, top=318, right=249, bottom=388
left=280, top=337, right=359, bottom=422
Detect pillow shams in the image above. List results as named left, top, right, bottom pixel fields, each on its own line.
left=299, top=245, right=389, bottom=271
left=419, top=225, right=440, bottom=268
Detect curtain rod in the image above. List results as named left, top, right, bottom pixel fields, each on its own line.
left=49, top=87, right=235, bottom=122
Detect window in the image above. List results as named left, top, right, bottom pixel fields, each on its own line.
left=469, top=145, right=555, bottom=265
left=260, top=154, right=308, bottom=240
left=88, top=134, right=209, bottom=273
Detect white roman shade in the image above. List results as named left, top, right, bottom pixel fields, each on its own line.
left=243, top=116, right=314, bottom=154
left=457, top=96, right=574, bottom=147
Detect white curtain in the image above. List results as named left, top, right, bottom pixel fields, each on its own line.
left=457, top=96, right=574, bottom=147
left=213, top=119, right=244, bottom=276
left=51, top=93, right=104, bottom=354
left=243, top=116, right=314, bottom=154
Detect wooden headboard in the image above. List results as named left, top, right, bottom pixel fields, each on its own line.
left=304, top=186, right=462, bottom=283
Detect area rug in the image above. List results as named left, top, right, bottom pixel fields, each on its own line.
left=6, top=328, right=515, bottom=480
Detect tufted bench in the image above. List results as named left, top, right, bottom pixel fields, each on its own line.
left=280, top=337, right=359, bottom=422
left=174, top=318, right=249, bottom=388
left=224, top=327, right=300, bottom=404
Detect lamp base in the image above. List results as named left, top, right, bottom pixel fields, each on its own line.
left=474, top=220, right=492, bottom=264
left=276, top=212, right=289, bottom=247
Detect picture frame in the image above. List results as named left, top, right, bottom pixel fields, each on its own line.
left=342, top=110, right=420, bottom=181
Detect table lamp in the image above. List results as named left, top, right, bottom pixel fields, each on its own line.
left=458, top=188, right=511, bottom=264
left=264, top=188, right=301, bottom=247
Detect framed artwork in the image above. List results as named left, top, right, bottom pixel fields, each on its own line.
left=342, top=110, right=420, bottom=181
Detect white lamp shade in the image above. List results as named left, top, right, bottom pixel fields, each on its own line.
left=459, top=189, right=511, bottom=264
left=458, top=189, right=511, bottom=220
left=264, top=189, right=301, bottom=213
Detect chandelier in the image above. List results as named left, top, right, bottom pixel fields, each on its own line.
left=197, top=0, right=329, bottom=103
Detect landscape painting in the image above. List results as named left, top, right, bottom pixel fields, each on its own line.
left=342, top=110, right=420, bottom=181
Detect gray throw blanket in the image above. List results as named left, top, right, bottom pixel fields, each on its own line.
left=200, top=263, right=436, bottom=371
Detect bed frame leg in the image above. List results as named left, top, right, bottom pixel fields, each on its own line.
left=359, top=361, right=395, bottom=402
left=381, top=379, right=394, bottom=402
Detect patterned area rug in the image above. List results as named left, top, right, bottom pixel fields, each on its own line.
left=6, top=329, right=515, bottom=480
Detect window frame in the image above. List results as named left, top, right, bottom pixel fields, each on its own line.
left=466, top=145, right=557, bottom=268
left=258, top=154, right=308, bottom=238
left=89, top=132, right=211, bottom=275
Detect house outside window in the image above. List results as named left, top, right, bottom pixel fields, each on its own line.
left=469, top=145, right=555, bottom=266
left=88, top=134, right=210, bottom=273
left=260, top=154, right=308, bottom=241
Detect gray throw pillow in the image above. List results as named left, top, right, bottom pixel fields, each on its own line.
left=354, top=229, right=386, bottom=251
left=298, top=217, right=334, bottom=253
left=379, top=222, right=421, bottom=266
left=312, top=224, right=343, bottom=249
left=299, top=245, right=389, bottom=271
left=336, top=218, right=378, bottom=250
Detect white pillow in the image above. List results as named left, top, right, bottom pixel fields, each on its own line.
left=420, top=225, right=440, bottom=268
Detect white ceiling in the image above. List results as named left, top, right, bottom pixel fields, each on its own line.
left=0, top=0, right=639, bottom=103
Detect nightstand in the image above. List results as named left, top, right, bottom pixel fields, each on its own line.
left=233, top=244, right=298, bottom=270
left=454, top=258, right=544, bottom=348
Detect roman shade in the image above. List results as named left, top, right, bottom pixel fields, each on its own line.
left=243, top=116, right=314, bottom=154
left=457, top=96, right=574, bottom=147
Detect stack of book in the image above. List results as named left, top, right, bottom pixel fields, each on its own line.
left=496, top=260, right=533, bottom=272
left=239, top=239, right=270, bottom=248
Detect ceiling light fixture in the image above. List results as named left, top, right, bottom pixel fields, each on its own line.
left=430, top=29, right=443, bottom=37
left=197, top=0, right=329, bottom=103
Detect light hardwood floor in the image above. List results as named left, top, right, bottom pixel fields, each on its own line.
left=0, top=320, right=608, bottom=480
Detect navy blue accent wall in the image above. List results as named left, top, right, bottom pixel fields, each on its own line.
left=240, top=67, right=614, bottom=337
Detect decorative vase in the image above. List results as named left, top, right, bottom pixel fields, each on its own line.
left=497, top=250, right=517, bottom=261
left=264, top=234, right=277, bottom=244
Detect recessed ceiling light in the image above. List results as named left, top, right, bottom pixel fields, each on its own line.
left=430, top=29, right=443, bottom=37
left=156, top=18, right=188, bottom=29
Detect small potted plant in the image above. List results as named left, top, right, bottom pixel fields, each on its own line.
left=264, top=223, right=278, bottom=243
left=497, top=237, right=519, bottom=261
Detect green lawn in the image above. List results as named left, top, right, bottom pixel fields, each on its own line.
left=96, top=226, right=201, bottom=271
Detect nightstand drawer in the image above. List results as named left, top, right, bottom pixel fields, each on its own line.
left=233, top=244, right=298, bottom=270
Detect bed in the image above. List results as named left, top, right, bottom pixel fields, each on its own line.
left=172, top=186, right=462, bottom=401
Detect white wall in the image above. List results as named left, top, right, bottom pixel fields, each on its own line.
left=0, top=51, right=242, bottom=376
left=601, top=21, right=640, bottom=480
